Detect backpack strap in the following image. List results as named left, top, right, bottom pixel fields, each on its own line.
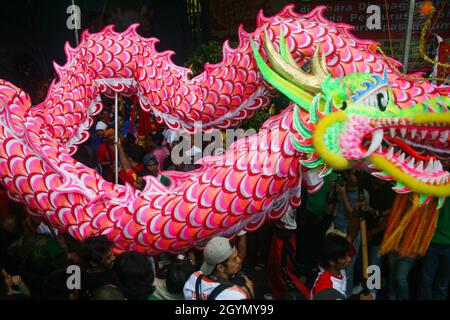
left=195, top=274, right=204, bottom=300
left=208, top=283, right=232, bottom=300
left=194, top=273, right=233, bottom=300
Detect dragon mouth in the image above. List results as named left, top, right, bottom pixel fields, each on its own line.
left=361, top=115, right=450, bottom=196
left=312, top=110, right=450, bottom=196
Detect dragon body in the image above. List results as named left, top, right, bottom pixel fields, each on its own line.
left=0, top=5, right=448, bottom=255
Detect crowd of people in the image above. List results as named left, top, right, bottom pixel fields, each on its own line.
left=0, top=101, right=449, bottom=300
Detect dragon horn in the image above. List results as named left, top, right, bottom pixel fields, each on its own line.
left=264, top=29, right=329, bottom=93
left=281, top=36, right=328, bottom=83
left=311, top=44, right=329, bottom=80
left=279, top=30, right=298, bottom=67
left=250, top=37, right=314, bottom=111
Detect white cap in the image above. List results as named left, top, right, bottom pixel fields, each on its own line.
left=95, top=121, right=107, bottom=131
left=200, top=237, right=234, bottom=275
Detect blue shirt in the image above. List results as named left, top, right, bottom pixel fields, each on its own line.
left=333, top=189, right=369, bottom=233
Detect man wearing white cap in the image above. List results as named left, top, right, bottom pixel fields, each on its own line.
left=91, top=120, right=108, bottom=152
left=95, top=121, right=107, bottom=131
left=183, top=237, right=254, bottom=300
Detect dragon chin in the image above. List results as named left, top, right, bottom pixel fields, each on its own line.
left=370, top=154, right=450, bottom=197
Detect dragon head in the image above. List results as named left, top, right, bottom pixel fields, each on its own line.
left=252, top=30, right=450, bottom=206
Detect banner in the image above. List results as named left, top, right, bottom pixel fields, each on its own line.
left=203, top=0, right=450, bottom=75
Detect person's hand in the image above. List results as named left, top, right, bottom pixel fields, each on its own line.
left=240, top=275, right=254, bottom=299
left=3, top=272, right=13, bottom=288
left=187, top=251, right=196, bottom=267
left=336, top=183, right=346, bottom=195
left=359, top=197, right=369, bottom=211
left=360, top=292, right=374, bottom=300
left=134, top=177, right=144, bottom=190
left=11, top=275, right=22, bottom=286
left=355, top=199, right=368, bottom=212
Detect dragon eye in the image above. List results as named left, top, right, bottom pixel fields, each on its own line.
left=340, top=101, right=347, bottom=110
left=376, top=92, right=388, bottom=111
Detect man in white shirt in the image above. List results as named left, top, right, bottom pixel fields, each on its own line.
left=183, top=237, right=254, bottom=300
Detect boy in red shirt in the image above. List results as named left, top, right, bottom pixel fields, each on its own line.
left=311, top=232, right=351, bottom=299
left=312, top=231, right=373, bottom=300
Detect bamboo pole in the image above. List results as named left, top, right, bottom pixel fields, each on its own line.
left=114, top=92, right=119, bottom=184
left=360, top=218, right=369, bottom=280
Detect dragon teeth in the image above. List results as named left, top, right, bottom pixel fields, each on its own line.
left=434, top=159, right=443, bottom=171
left=389, top=128, right=395, bottom=137
left=425, top=159, right=434, bottom=173
left=431, top=131, right=439, bottom=140
left=387, top=147, right=394, bottom=158
left=439, top=130, right=449, bottom=143
left=421, top=130, right=428, bottom=140
left=398, top=152, right=405, bottom=162
left=407, top=158, right=415, bottom=168
left=400, top=128, right=407, bottom=138
left=365, top=129, right=384, bottom=157
left=411, top=129, right=417, bottom=139
left=416, top=160, right=424, bottom=171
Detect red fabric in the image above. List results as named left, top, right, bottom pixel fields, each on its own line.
left=135, top=164, right=145, bottom=175
left=97, top=144, right=115, bottom=182
left=348, top=244, right=356, bottom=258
left=138, top=107, right=161, bottom=136
left=118, top=168, right=137, bottom=186
left=311, top=269, right=345, bottom=299
left=97, top=144, right=113, bottom=163
left=312, top=270, right=333, bottom=298
left=267, top=230, right=310, bottom=300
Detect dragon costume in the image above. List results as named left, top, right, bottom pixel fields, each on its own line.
left=0, top=5, right=448, bottom=256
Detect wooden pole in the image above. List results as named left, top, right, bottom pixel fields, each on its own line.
left=360, top=218, right=369, bottom=280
